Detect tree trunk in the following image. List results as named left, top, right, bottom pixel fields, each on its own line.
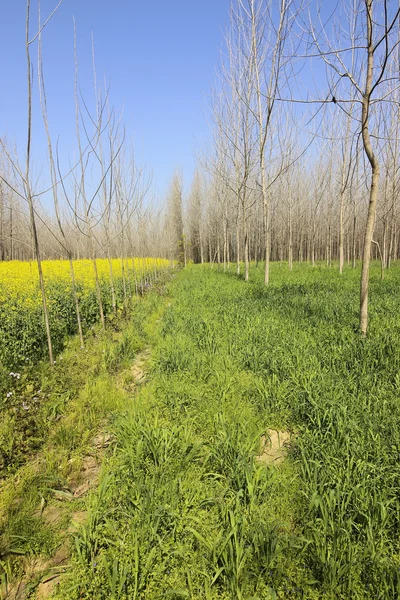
left=339, top=196, right=344, bottom=273
left=107, top=250, right=117, bottom=315
left=10, top=205, right=13, bottom=261
left=352, top=208, right=357, bottom=268
left=25, top=0, right=53, bottom=365
left=288, top=205, right=293, bottom=270
left=69, top=255, right=84, bottom=346
left=236, top=210, right=240, bottom=275
left=359, top=0, right=380, bottom=336
left=263, top=189, right=270, bottom=284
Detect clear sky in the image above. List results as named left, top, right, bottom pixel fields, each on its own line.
left=0, top=1, right=231, bottom=202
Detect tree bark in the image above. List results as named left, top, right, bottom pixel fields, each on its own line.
left=359, top=0, right=380, bottom=336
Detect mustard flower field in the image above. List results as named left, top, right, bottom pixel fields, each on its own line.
left=0, top=258, right=169, bottom=367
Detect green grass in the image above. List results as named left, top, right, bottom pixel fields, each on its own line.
left=0, top=271, right=172, bottom=597
left=57, top=261, right=400, bottom=599
left=5, top=261, right=400, bottom=598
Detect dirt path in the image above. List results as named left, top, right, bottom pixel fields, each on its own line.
left=3, top=348, right=152, bottom=600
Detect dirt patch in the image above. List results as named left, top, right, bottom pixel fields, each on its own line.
left=3, top=580, right=27, bottom=599
left=256, top=429, right=291, bottom=465
left=0, top=581, right=26, bottom=600
left=35, top=577, right=58, bottom=600
left=71, top=455, right=100, bottom=498
left=68, top=510, right=87, bottom=534
left=15, top=439, right=107, bottom=598
left=51, top=488, right=74, bottom=502
left=131, top=349, right=151, bottom=383
left=131, top=363, right=145, bottom=381
left=23, top=451, right=102, bottom=597
left=66, top=452, right=103, bottom=500
left=93, top=432, right=113, bottom=449
left=33, top=545, right=69, bottom=599
left=3, top=545, right=69, bottom=600
left=41, top=505, right=64, bottom=525
left=3, top=422, right=114, bottom=598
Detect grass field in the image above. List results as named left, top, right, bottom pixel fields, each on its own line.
left=2, top=261, right=400, bottom=599
left=53, top=261, right=400, bottom=599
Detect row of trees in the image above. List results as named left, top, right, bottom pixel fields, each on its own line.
left=0, top=155, right=166, bottom=262
left=183, top=131, right=400, bottom=271
left=0, top=0, right=178, bottom=364
left=179, top=0, right=400, bottom=336
left=0, top=0, right=399, bottom=340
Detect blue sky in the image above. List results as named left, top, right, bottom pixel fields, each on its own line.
left=0, top=1, right=231, bottom=201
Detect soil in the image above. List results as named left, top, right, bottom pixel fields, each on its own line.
left=70, top=455, right=100, bottom=498
left=34, top=544, right=69, bottom=600
left=130, top=349, right=151, bottom=383
left=4, top=433, right=110, bottom=600
left=4, top=544, right=68, bottom=600
left=256, top=429, right=291, bottom=465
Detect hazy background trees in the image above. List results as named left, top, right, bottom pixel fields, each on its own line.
left=1, top=0, right=399, bottom=337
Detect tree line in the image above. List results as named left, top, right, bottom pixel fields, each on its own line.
left=182, top=0, right=400, bottom=337
left=0, top=0, right=399, bottom=338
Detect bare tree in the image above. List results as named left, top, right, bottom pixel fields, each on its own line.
left=37, top=8, right=86, bottom=346
left=0, top=0, right=62, bottom=364
left=165, top=172, right=184, bottom=265
left=243, top=0, right=298, bottom=283
left=306, top=0, right=400, bottom=334
left=187, top=169, right=205, bottom=264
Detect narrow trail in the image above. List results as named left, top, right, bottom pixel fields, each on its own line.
left=130, top=349, right=151, bottom=385
left=1, top=286, right=167, bottom=600
left=4, top=428, right=113, bottom=600
left=4, top=344, right=155, bottom=600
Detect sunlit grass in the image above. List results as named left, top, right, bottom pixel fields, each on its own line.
left=4, top=260, right=400, bottom=598
left=60, top=261, right=400, bottom=598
